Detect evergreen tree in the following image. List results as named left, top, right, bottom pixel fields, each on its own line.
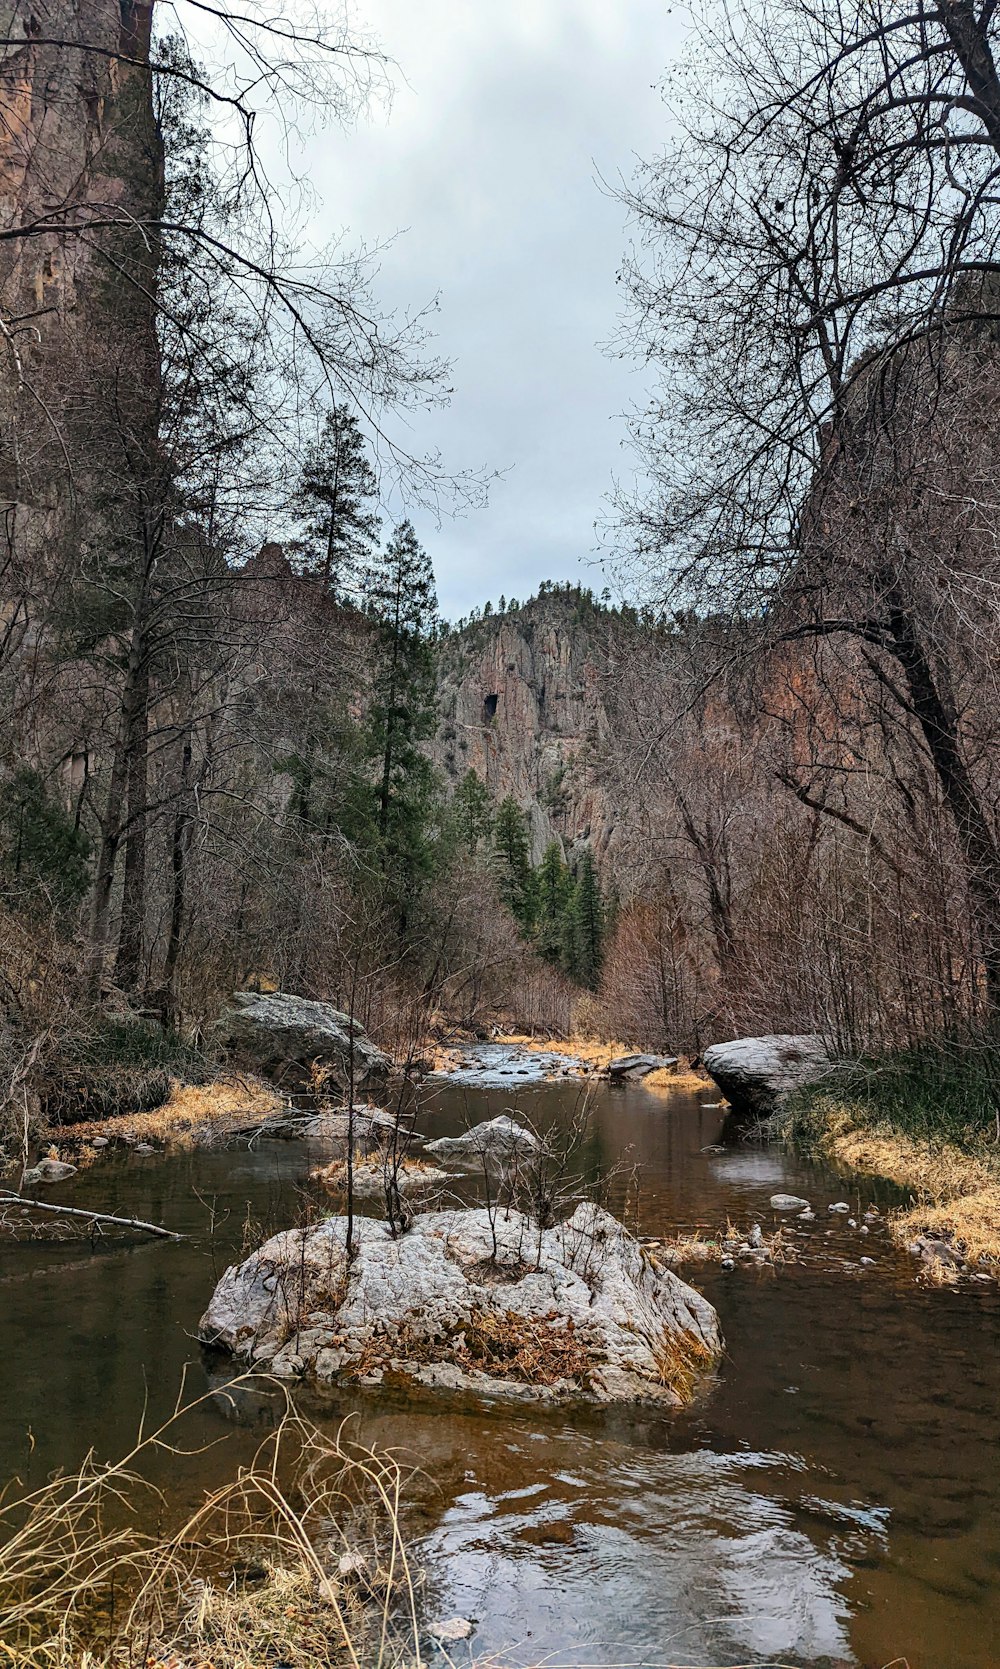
left=292, top=407, right=380, bottom=595
left=352, top=520, right=440, bottom=895
left=572, top=849, right=604, bottom=989
left=0, top=768, right=92, bottom=915
left=534, top=839, right=572, bottom=966
left=450, top=769, right=494, bottom=852
left=493, top=796, right=534, bottom=930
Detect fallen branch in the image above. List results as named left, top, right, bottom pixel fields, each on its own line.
left=0, top=1192, right=183, bottom=1240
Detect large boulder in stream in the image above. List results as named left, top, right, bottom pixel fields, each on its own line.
left=216, top=991, right=391, bottom=1091
left=703, top=1034, right=832, bottom=1122
left=198, top=1203, right=722, bottom=1409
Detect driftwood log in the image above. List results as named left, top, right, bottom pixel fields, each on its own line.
left=0, top=1192, right=182, bottom=1240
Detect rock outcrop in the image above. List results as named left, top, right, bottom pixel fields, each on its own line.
left=198, top=1202, right=722, bottom=1408
left=703, top=1034, right=832, bottom=1121
left=217, top=991, right=391, bottom=1090
left=433, top=592, right=616, bottom=863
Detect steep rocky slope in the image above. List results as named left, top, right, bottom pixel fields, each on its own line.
left=433, top=591, right=619, bottom=862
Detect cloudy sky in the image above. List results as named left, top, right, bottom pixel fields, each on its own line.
left=296, top=1, right=687, bottom=619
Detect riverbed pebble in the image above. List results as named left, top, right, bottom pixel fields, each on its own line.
left=428, top=1617, right=474, bottom=1644
left=770, top=1194, right=811, bottom=1211
left=828, top=1202, right=850, bottom=1213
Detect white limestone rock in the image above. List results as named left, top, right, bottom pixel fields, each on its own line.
left=217, top=991, right=391, bottom=1089
left=424, top=1115, right=541, bottom=1169
left=703, top=1035, right=832, bottom=1121
left=199, top=1202, right=722, bottom=1409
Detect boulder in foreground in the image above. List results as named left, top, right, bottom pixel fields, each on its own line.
left=198, top=1203, right=722, bottom=1408
left=703, top=1034, right=831, bottom=1121
left=216, top=991, right=391, bottom=1090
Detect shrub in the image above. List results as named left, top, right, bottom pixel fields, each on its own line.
left=40, top=1016, right=211, bottom=1125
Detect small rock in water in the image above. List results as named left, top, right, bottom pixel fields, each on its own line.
left=797, top=1208, right=815, bottom=1220
left=428, top=1617, right=474, bottom=1644
left=860, top=1256, right=876, bottom=1266
left=848, top=1218, right=857, bottom=1228
left=22, top=1158, right=77, bottom=1185
left=828, top=1202, right=850, bottom=1213
left=859, top=1224, right=869, bottom=1235
left=747, top=1223, right=763, bottom=1248
left=338, top=1550, right=369, bottom=1579
left=770, top=1194, right=810, bottom=1211
left=721, top=1255, right=736, bottom=1271
left=91, top=1136, right=109, bottom=1149
left=134, top=1142, right=157, bottom=1155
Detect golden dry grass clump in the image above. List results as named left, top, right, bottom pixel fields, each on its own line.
left=310, top=1155, right=445, bottom=1196
left=46, top=1077, right=283, bottom=1153
left=0, top=1381, right=422, bottom=1669
left=820, top=1104, right=1000, bottom=1267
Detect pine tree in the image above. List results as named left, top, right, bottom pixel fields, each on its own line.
left=572, top=849, right=604, bottom=989
left=493, top=796, right=534, bottom=930
left=534, top=839, right=571, bottom=966
left=352, top=520, right=440, bottom=894
left=292, top=407, right=380, bottom=596
left=451, top=769, right=493, bottom=851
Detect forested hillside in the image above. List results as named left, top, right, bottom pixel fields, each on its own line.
left=5, top=0, right=1000, bottom=1136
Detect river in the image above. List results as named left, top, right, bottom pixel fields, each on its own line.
left=1, top=1047, right=997, bottom=1668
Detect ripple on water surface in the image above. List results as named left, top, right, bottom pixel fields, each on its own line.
left=1, top=1045, right=998, bottom=1669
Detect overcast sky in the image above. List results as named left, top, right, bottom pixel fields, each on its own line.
left=296, top=0, right=686, bottom=619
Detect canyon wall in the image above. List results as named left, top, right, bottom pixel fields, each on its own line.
left=433, top=591, right=619, bottom=864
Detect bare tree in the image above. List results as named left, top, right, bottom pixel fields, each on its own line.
left=616, top=0, right=1000, bottom=1020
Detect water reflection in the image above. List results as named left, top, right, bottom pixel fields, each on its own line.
left=0, top=1062, right=997, bottom=1668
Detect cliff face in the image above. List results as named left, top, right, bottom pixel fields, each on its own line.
left=0, top=0, right=161, bottom=507
left=434, top=593, right=618, bottom=864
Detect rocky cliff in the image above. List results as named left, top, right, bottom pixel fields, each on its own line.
left=0, top=0, right=161, bottom=508
left=433, top=591, right=619, bottom=863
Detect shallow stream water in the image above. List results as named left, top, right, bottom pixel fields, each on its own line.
left=1, top=1046, right=998, bottom=1668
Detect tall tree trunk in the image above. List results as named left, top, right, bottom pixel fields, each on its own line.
left=163, top=730, right=193, bottom=1026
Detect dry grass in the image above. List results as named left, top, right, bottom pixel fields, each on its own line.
left=641, top=1064, right=712, bottom=1095
left=347, top=1309, right=593, bottom=1391
left=816, top=1099, right=1000, bottom=1266
left=459, top=1309, right=591, bottom=1386
left=44, top=1077, right=283, bottom=1153
left=646, top=1223, right=791, bottom=1270
left=651, top=1328, right=719, bottom=1403
left=0, top=1380, right=422, bottom=1669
